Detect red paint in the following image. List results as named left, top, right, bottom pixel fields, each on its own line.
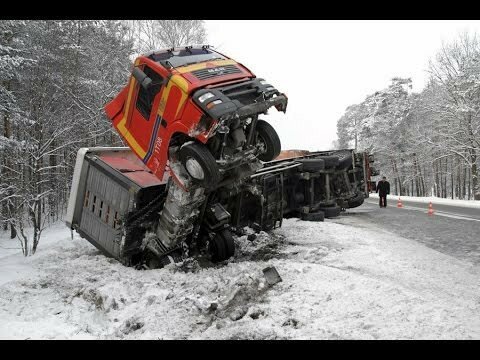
left=123, top=171, right=164, bottom=188
left=105, top=85, right=128, bottom=122
left=100, top=155, right=165, bottom=188
left=100, top=156, right=145, bottom=172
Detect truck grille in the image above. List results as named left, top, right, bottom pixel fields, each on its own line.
left=191, top=65, right=242, bottom=80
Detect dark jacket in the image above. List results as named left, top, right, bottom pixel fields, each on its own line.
left=376, top=180, right=390, bottom=195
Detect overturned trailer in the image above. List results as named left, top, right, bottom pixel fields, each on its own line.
left=227, top=149, right=376, bottom=230
left=66, top=147, right=375, bottom=268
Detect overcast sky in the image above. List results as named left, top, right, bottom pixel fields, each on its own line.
left=205, top=20, right=480, bottom=151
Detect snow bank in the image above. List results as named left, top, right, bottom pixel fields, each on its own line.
left=370, top=193, right=480, bottom=209
left=0, top=223, right=73, bottom=286
left=1, top=218, right=479, bottom=339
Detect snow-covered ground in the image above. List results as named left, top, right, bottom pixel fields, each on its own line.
left=370, top=193, right=480, bottom=209
left=1, top=218, right=480, bottom=339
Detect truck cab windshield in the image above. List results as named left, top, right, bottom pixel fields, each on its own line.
left=150, top=48, right=226, bottom=69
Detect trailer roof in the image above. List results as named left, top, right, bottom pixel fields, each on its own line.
left=99, top=156, right=165, bottom=188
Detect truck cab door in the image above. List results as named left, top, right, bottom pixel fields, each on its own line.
left=126, top=64, right=165, bottom=161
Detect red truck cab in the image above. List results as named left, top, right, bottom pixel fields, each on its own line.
left=105, top=45, right=288, bottom=189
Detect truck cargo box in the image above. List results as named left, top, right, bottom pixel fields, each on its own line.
left=66, top=147, right=167, bottom=264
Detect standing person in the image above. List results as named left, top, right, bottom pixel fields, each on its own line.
left=376, top=176, right=390, bottom=208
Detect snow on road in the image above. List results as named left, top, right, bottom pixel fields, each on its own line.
left=370, top=193, right=480, bottom=209
left=1, top=217, right=480, bottom=339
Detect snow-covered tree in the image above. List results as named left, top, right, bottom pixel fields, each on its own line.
left=0, top=20, right=34, bottom=239
left=427, top=32, right=480, bottom=199
left=336, top=32, right=480, bottom=200
left=1, top=20, right=134, bottom=255
left=124, top=20, right=207, bottom=54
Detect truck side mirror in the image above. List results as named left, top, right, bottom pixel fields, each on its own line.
left=132, top=67, right=152, bottom=90
left=368, top=154, right=374, bottom=163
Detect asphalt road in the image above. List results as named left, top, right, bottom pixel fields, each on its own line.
left=368, top=196, right=480, bottom=221
left=330, top=197, right=480, bottom=266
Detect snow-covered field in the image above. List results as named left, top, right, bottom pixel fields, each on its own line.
left=1, top=218, right=480, bottom=339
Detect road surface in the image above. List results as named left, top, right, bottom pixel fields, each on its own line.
left=330, top=197, right=480, bottom=266
left=368, top=196, right=480, bottom=221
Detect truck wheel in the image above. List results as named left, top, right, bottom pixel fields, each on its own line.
left=347, top=193, right=365, bottom=208
left=220, top=229, right=235, bottom=258
left=317, top=205, right=341, bottom=218
left=209, top=229, right=235, bottom=262
left=301, top=211, right=325, bottom=222
left=298, top=158, right=325, bottom=172
left=143, top=251, right=163, bottom=269
left=256, top=120, right=281, bottom=162
left=179, top=142, right=220, bottom=189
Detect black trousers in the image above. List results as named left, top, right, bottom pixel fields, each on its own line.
left=379, top=194, right=387, bottom=207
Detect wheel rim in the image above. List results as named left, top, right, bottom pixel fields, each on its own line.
left=257, top=135, right=267, bottom=154
left=185, top=157, right=205, bottom=180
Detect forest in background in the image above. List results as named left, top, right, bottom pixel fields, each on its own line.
left=2, top=21, right=479, bottom=256
left=0, top=20, right=206, bottom=254
left=336, top=32, right=480, bottom=201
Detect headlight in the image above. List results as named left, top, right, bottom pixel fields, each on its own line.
left=198, top=92, right=214, bottom=103
left=260, top=80, right=268, bottom=85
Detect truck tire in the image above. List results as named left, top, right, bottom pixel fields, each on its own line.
left=179, top=142, right=220, bottom=189
left=209, top=229, right=235, bottom=262
left=143, top=251, right=169, bottom=269
left=220, top=229, right=235, bottom=258
left=347, top=193, right=365, bottom=208
left=317, top=205, right=341, bottom=218
left=299, top=158, right=325, bottom=172
left=319, top=156, right=339, bottom=168
left=256, top=120, right=281, bottom=162
left=146, top=255, right=162, bottom=269
left=301, top=211, right=325, bottom=222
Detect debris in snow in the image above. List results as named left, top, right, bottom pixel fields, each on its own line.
left=262, top=266, right=282, bottom=286
left=282, top=318, right=300, bottom=329
left=229, top=306, right=248, bottom=321
left=81, top=288, right=105, bottom=310
left=248, top=307, right=265, bottom=320
left=215, top=320, right=227, bottom=329
left=121, top=318, right=145, bottom=334
left=234, top=230, right=287, bottom=261
left=208, top=301, right=218, bottom=312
